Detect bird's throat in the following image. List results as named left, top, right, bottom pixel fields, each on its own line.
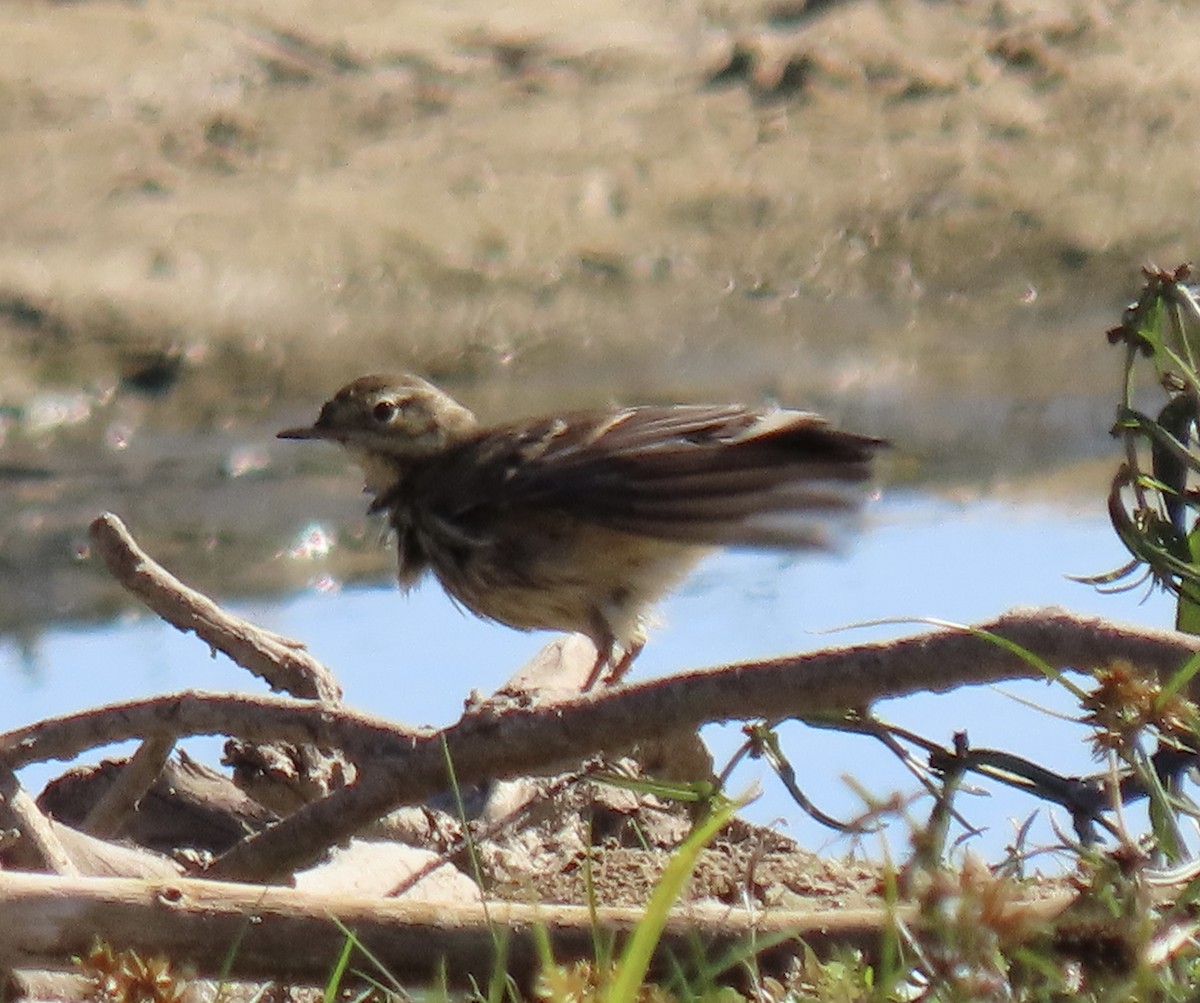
left=348, top=446, right=409, bottom=498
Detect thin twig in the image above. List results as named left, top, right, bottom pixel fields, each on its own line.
left=0, top=761, right=78, bottom=876
left=88, top=513, right=342, bottom=704
left=82, top=736, right=177, bottom=840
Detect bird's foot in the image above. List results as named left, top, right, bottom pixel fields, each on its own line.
left=582, top=639, right=645, bottom=691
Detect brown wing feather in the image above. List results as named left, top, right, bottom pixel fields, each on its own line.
left=406, top=405, right=885, bottom=548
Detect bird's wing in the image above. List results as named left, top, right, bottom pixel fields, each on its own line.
left=420, top=405, right=886, bottom=549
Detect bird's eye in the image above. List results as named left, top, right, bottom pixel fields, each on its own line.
left=372, top=400, right=398, bottom=423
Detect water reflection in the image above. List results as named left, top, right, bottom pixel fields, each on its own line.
left=0, top=336, right=1128, bottom=640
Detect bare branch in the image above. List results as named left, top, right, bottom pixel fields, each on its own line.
left=82, top=736, right=176, bottom=840
left=206, top=607, right=1200, bottom=881
left=0, top=762, right=78, bottom=876
left=3, top=605, right=1196, bottom=881
left=0, top=692, right=424, bottom=770
left=0, top=870, right=1074, bottom=988
left=88, top=513, right=342, bottom=704
left=4, top=602, right=1196, bottom=881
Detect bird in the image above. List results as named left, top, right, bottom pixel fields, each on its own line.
left=278, top=373, right=886, bottom=689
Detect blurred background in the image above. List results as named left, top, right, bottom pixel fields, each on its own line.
left=0, top=0, right=1194, bottom=853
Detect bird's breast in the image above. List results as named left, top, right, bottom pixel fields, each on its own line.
left=412, top=510, right=708, bottom=642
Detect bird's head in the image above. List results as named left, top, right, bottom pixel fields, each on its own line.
left=278, top=373, right=478, bottom=491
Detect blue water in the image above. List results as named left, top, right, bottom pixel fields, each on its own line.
left=1, top=492, right=1177, bottom=865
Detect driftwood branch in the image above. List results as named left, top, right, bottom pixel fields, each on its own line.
left=0, top=692, right=422, bottom=771
left=0, top=870, right=1074, bottom=988
left=88, top=513, right=341, bottom=704
left=0, top=762, right=77, bottom=876
left=82, top=736, right=176, bottom=840
left=72, top=512, right=1200, bottom=882
left=206, top=607, right=1199, bottom=881
left=4, top=604, right=1198, bottom=882
left=4, top=610, right=1194, bottom=776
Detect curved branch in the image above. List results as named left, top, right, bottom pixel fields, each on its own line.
left=88, top=513, right=342, bottom=704
left=207, top=607, right=1200, bottom=881
left=10, top=601, right=1194, bottom=882
left=0, top=692, right=425, bottom=770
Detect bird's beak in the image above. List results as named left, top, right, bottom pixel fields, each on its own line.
left=276, top=425, right=329, bottom=441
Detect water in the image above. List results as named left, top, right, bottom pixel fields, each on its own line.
left=3, top=490, right=1176, bottom=865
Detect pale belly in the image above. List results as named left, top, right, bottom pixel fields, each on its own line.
left=424, top=516, right=709, bottom=651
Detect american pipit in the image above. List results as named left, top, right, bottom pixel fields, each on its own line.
left=278, top=374, right=885, bottom=688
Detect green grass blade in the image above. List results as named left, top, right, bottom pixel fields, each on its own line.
left=603, top=798, right=738, bottom=1003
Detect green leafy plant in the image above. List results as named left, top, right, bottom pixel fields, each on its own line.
left=1096, top=264, right=1200, bottom=631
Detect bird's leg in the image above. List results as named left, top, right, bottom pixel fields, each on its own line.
left=582, top=614, right=621, bottom=691
left=582, top=648, right=610, bottom=692
left=583, top=608, right=648, bottom=690
left=604, top=638, right=645, bottom=687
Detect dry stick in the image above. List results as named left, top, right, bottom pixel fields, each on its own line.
left=91, top=512, right=353, bottom=828
left=5, top=971, right=93, bottom=1003
left=82, top=735, right=176, bottom=840
left=0, top=761, right=78, bottom=876
left=0, top=692, right=425, bottom=771
left=77, top=519, right=1200, bottom=879
left=4, top=610, right=1194, bottom=777
left=0, top=869, right=1076, bottom=988
left=4, top=607, right=1197, bottom=882
left=88, top=513, right=342, bottom=704
left=205, top=607, right=1200, bottom=882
